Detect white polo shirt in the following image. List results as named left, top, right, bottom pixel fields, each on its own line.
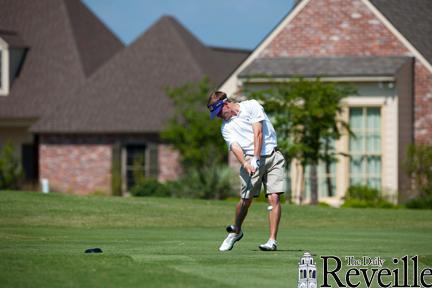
left=221, top=100, right=278, bottom=156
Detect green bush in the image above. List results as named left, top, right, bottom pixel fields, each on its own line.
left=318, top=202, right=332, bottom=208
left=343, top=198, right=396, bottom=209
left=170, top=166, right=237, bottom=200
left=0, top=142, right=24, bottom=190
left=342, top=185, right=395, bottom=208
left=405, top=195, right=432, bottom=210
left=130, top=178, right=170, bottom=197
left=404, top=143, right=432, bottom=198
left=342, top=199, right=370, bottom=208
left=346, top=185, right=379, bottom=201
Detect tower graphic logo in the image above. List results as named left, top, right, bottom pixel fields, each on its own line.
left=298, top=252, right=317, bottom=288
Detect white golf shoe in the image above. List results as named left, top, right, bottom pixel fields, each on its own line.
left=259, top=239, right=278, bottom=251
left=219, top=231, right=243, bottom=251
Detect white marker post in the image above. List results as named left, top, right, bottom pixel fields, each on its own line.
left=41, top=178, right=49, bottom=194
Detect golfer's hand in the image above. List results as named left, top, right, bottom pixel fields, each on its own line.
left=243, top=162, right=255, bottom=175
left=250, top=156, right=261, bottom=171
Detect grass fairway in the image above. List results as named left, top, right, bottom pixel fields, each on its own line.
left=0, top=190, right=432, bottom=287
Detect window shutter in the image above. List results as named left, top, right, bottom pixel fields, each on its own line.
left=147, top=143, right=159, bottom=179
left=111, top=143, right=122, bottom=196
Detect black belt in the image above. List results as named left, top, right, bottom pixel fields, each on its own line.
left=246, top=147, right=279, bottom=158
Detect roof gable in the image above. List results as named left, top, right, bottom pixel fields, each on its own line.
left=64, top=0, right=123, bottom=76
left=0, top=0, right=123, bottom=119
left=369, top=0, right=432, bottom=65
left=31, top=16, right=249, bottom=133
left=220, top=0, right=432, bottom=95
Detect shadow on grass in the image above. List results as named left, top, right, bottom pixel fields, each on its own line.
left=250, top=249, right=304, bottom=252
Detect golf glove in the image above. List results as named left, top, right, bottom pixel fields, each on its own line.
left=250, top=156, right=261, bottom=170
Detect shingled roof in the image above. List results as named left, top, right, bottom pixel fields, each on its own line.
left=239, top=56, right=412, bottom=78
left=0, top=0, right=123, bottom=120
left=0, top=30, right=27, bottom=48
left=370, top=0, right=432, bottom=65
left=31, top=16, right=250, bottom=133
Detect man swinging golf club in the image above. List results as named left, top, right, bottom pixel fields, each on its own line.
left=207, top=91, right=286, bottom=251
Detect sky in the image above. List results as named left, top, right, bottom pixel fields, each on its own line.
left=81, top=0, right=294, bottom=50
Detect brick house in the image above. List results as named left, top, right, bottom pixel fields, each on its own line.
left=220, top=0, right=432, bottom=204
left=0, top=1, right=249, bottom=194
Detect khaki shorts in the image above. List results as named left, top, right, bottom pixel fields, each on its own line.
left=239, top=150, right=286, bottom=199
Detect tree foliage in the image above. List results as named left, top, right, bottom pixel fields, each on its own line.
left=160, top=78, right=237, bottom=199
left=250, top=78, right=355, bottom=204
left=161, top=78, right=226, bottom=171
left=0, top=141, right=24, bottom=190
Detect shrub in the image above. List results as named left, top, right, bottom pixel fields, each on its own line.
left=318, top=202, right=331, bottom=208
left=129, top=152, right=170, bottom=197
left=404, top=143, right=432, bottom=198
left=405, top=195, right=432, bottom=210
left=342, top=185, right=395, bottom=208
left=0, top=141, right=24, bottom=190
left=346, top=185, right=379, bottom=202
left=130, top=178, right=170, bottom=197
left=342, top=198, right=370, bottom=208
left=170, top=166, right=237, bottom=200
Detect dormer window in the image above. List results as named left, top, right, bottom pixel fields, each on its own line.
left=0, top=31, right=28, bottom=96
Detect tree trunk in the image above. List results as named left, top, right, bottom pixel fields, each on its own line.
left=294, top=161, right=304, bottom=205
left=325, top=160, right=333, bottom=197
left=310, top=163, right=318, bottom=205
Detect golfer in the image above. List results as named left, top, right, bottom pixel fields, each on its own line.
left=207, top=91, right=286, bottom=251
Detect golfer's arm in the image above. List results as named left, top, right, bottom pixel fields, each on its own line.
left=252, top=122, right=263, bottom=158
left=230, top=143, right=247, bottom=166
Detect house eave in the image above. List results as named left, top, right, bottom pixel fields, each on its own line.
left=240, top=76, right=396, bottom=83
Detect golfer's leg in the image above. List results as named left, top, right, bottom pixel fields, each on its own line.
left=268, top=193, right=281, bottom=240
left=234, top=198, right=252, bottom=234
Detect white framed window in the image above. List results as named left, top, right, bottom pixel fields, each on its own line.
left=0, top=47, right=3, bottom=90
left=0, top=38, right=10, bottom=96
left=305, top=160, right=337, bottom=198
left=304, top=139, right=337, bottom=198
left=349, top=107, right=382, bottom=189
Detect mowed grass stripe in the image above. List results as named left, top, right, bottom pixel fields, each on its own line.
left=0, top=191, right=431, bottom=287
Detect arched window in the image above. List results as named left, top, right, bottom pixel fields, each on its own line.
left=303, top=270, right=307, bottom=279
left=313, top=270, right=316, bottom=279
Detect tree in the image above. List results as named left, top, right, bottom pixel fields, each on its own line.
left=161, top=77, right=226, bottom=170
left=251, top=78, right=354, bottom=205
left=161, top=78, right=237, bottom=199
left=0, top=141, right=24, bottom=190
